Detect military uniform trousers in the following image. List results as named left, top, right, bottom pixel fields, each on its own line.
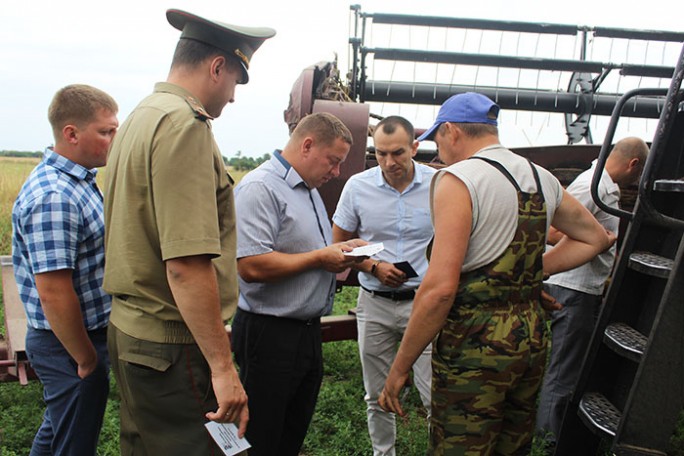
left=107, top=323, right=225, bottom=456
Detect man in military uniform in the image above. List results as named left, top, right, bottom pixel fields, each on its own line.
left=378, top=92, right=615, bottom=455
left=103, top=9, right=274, bottom=455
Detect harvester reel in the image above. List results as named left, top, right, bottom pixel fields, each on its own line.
left=565, top=72, right=595, bottom=144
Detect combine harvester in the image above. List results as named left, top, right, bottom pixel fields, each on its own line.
left=287, top=6, right=684, bottom=455
left=3, top=5, right=683, bottom=455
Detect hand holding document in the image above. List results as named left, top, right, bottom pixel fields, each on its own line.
left=205, top=422, right=251, bottom=456
left=344, top=242, right=384, bottom=257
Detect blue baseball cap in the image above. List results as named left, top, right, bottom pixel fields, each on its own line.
left=417, top=92, right=500, bottom=141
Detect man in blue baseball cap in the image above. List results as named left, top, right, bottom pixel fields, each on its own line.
left=104, top=9, right=274, bottom=455
left=379, top=92, right=615, bottom=455
left=417, top=91, right=500, bottom=142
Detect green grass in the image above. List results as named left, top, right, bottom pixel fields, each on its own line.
left=303, top=287, right=429, bottom=455
left=0, top=375, right=121, bottom=455
left=0, top=286, right=428, bottom=455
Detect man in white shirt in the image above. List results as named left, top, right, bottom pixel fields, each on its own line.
left=536, top=137, right=649, bottom=446
left=333, top=116, right=435, bottom=456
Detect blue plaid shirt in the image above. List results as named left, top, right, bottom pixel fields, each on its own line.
left=12, top=148, right=111, bottom=330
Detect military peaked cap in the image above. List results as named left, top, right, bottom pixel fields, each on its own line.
left=166, top=9, right=276, bottom=84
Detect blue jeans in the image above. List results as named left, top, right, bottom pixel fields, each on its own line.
left=25, top=327, right=110, bottom=456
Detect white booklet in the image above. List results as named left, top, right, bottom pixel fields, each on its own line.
left=344, top=242, right=384, bottom=257
left=205, top=422, right=251, bottom=455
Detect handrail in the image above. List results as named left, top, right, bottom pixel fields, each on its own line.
left=590, top=88, right=670, bottom=221
left=590, top=43, right=684, bottom=228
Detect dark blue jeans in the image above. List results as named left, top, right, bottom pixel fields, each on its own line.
left=25, top=327, right=110, bottom=456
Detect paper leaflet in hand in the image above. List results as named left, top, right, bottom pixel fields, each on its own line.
left=205, top=422, right=251, bottom=456
left=344, top=242, right=384, bottom=257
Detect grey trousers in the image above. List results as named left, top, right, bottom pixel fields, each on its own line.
left=357, top=288, right=432, bottom=456
left=536, top=283, right=601, bottom=442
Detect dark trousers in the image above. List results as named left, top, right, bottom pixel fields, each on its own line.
left=232, top=308, right=323, bottom=456
left=25, top=327, right=110, bottom=456
left=107, top=323, right=221, bottom=456
left=536, top=283, right=601, bottom=442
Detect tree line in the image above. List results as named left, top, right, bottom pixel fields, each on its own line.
left=224, top=151, right=271, bottom=171
left=0, top=150, right=43, bottom=158
left=2, top=150, right=270, bottom=172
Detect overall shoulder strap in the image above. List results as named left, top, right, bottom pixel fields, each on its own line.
left=468, top=156, right=521, bottom=192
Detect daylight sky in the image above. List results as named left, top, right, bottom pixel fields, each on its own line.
left=1, top=0, right=681, bottom=157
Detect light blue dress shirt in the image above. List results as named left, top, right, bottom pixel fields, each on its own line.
left=332, top=161, right=436, bottom=292
left=234, top=151, right=335, bottom=320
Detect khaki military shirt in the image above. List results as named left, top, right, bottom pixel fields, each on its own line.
left=103, top=82, right=238, bottom=343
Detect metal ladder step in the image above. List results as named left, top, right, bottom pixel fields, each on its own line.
left=604, top=322, right=647, bottom=362
left=628, top=252, right=673, bottom=278
left=654, top=179, right=684, bottom=192
left=579, top=392, right=621, bottom=438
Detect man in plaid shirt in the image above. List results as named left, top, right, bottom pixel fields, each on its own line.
left=11, top=84, right=118, bottom=455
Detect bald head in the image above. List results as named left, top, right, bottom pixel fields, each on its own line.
left=606, top=137, right=649, bottom=186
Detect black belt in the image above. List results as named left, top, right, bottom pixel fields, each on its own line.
left=361, top=286, right=416, bottom=301
left=236, top=307, right=321, bottom=326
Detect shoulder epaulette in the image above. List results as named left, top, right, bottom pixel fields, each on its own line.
left=184, top=95, right=214, bottom=122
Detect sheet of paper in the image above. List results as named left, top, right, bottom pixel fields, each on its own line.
left=344, top=242, right=384, bottom=257
left=205, top=422, right=251, bottom=456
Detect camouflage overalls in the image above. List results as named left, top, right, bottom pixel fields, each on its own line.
left=431, top=157, right=549, bottom=456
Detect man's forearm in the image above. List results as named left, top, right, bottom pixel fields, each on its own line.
left=167, top=255, right=248, bottom=429
left=392, top=286, right=453, bottom=374
left=352, top=258, right=375, bottom=274
left=35, top=271, right=97, bottom=370
left=43, top=296, right=97, bottom=367
left=543, top=235, right=611, bottom=276
left=166, top=256, right=235, bottom=374
left=237, top=250, right=322, bottom=283
left=546, top=226, right=564, bottom=246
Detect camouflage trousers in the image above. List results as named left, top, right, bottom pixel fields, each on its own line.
left=430, top=301, right=548, bottom=456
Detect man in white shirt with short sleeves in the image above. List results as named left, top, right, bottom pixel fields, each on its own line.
left=333, top=115, right=435, bottom=456
left=536, top=137, right=649, bottom=447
